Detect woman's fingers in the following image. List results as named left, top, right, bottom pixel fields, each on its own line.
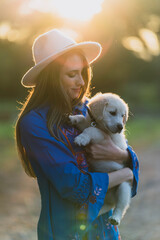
left=85, top=140, right=128, bottom=163
left=85, top=143, right=104, bottom=159
left=85, top=145, right=93, bottom=158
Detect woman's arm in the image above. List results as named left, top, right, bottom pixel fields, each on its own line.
left=108, top=167, right=133, bottom=189
left=85, top=134, right=139, bottom=197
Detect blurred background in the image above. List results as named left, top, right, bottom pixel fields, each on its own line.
left=0, top=0, right=160, bottom=239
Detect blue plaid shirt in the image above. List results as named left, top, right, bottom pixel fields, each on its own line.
left=19, top=100, right=139, bottom=240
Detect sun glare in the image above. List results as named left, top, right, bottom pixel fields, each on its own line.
left=19, top=0, right=104, bottom=22
left=122, top=27, right=160, bottom=61
left=139, top=28, right=160, bottom=56
left=122, top=36, right=152, bottom=61
left=0, top=22, right=11, bottom=39
left=122, top=37, right=144, bottom=53
left=52, top=0, right=104, bottom=21
left=0, top=22, right=29, bottom=43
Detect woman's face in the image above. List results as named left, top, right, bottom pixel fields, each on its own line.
left=60, top=53, right=85, bottom=100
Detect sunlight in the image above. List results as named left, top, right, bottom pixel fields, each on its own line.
left=52, top=0, right=104, bottom=21
left=19, top=1, right=34, bottom=15
left=57, top=28, right=80, bottom=41
left=147, top=15, right=160, bottom=32
left=0, top=22, right=29, bottom=43
left=122, top=28, right=160, bottom=61
left=122, top=37, right=144, bottom=53
left=7, top=29, right=20, bottom=42
left=122, top=36, right=152, bottom=61
left=19, top=0, right=104, bottom=22
left=0, top=22, right=11, bottom=39
left=139, top=28, right=160, bottom=56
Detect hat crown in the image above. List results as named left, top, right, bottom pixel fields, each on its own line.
left=21, top=28, right=102, bottom=88
left=33, top=29, right=76, bottom=64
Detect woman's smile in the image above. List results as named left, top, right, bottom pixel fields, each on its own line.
left=71, top=88, right=81, bottom=92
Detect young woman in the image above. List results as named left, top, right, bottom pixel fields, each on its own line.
left=15, top=29, right=139, bottom=240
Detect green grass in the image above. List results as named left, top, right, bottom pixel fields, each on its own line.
left=0, top=100, right=18, bottom=167
left=0, top=122, right=15, bottom=139
left=0, top=100, right=159, bottom=172
left=126, top=116, right=160, bottom=149
left=0, top=100, right=19, bottom=139
left=0, top=99, right=19, bottom=113
left=0, top=100, right=159, bottom=150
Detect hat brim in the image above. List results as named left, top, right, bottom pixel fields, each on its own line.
left=21, top=41, right=102, bottom=88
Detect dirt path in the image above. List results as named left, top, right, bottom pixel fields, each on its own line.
left=120, top=143, right=160, bottom=240
left=0, top=143, right=160, bottom=240
left=0, top=162, right=40, bottom=240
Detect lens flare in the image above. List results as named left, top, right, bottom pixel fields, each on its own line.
left=0, top=22, right=11, bottom=39
left=19, top=0, right=104, bottom=22
left=139, top=28, right=160, bottom=56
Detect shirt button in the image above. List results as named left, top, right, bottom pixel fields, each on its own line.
left=96, top=235, right=100, bottom=240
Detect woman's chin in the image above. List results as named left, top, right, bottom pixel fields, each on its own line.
left=70, top=93, right=80, bottom=101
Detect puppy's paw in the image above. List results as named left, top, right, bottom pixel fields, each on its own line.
left=108, top=216, right=120, bottom=226
left=68, top=115, right=79, bottom=125
left=74, top=134, right=90, bottom=146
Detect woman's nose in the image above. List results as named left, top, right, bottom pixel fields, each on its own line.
left=77, top=74, right=85, bottom=86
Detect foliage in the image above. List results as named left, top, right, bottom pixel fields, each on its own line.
left=0, top=0, right=160, bottom=115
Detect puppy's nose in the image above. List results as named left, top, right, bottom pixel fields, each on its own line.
left=117, top=124, right=123, bottom=132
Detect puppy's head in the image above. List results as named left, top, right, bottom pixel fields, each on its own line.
left=88, top=92, right=129, bottom=134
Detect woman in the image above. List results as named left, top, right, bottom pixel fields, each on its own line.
left=15, top=29, right=139, bottom=240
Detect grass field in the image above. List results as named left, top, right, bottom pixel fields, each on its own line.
left=0, top=100, right=159, bottom=142
left=126, top=116, right=160, bottom=149
left=0, top=100, right=159, bottom=169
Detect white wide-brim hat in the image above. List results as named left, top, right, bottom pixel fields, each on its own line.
left=21, top=29, right=102, bottom=88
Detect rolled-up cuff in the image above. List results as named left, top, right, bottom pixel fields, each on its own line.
left=87, top=172, right=109, bottom=223
left=127, top=145, right=139, bottom=197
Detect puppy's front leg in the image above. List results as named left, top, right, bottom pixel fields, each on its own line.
left=74, top=128, right=92, bottom=146
left=74, top=127, right=105, bottom=146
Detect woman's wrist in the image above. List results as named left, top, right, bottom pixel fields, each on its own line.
left=108, top=167, right=133, bottom=189
left=114, top=147, right=130, bottom=164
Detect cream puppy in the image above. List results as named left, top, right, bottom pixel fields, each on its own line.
left=69, top=92, right=131, bottom=225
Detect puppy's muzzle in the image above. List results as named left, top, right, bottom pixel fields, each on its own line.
left=117, top=123, right=123, bottom=133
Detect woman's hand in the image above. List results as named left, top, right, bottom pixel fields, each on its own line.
left=85, top=134, right=129, bottom=164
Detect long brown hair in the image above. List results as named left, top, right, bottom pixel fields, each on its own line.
left=15, top=50, right=92, bottom=178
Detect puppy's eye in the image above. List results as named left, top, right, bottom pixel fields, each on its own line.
left=109, top=111, right=116, bottom=116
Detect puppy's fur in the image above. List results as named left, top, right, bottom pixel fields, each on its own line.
left=69, top=93, right=131, bottom=225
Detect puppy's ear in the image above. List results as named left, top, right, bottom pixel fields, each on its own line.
left=88, top=97, right=108, bottom=121
left=123, top=115, right=127, bottom=124
left=104, top=102, right=109, bottom=108
left=123, top=104, right=129, bottom=124
left=97, top=115, right=103, bottom=121
left=96, top=102, right=109, bottom=121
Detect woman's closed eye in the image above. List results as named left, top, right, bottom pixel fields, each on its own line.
left=67, top=71, right=77, bottom=78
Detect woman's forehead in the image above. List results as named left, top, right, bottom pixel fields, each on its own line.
left=62, top=53, right=84, bottom=70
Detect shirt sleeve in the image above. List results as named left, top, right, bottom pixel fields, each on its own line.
left=127, top=145, right=139, bottom=197
left=19, top=110, right=109, bottom=219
